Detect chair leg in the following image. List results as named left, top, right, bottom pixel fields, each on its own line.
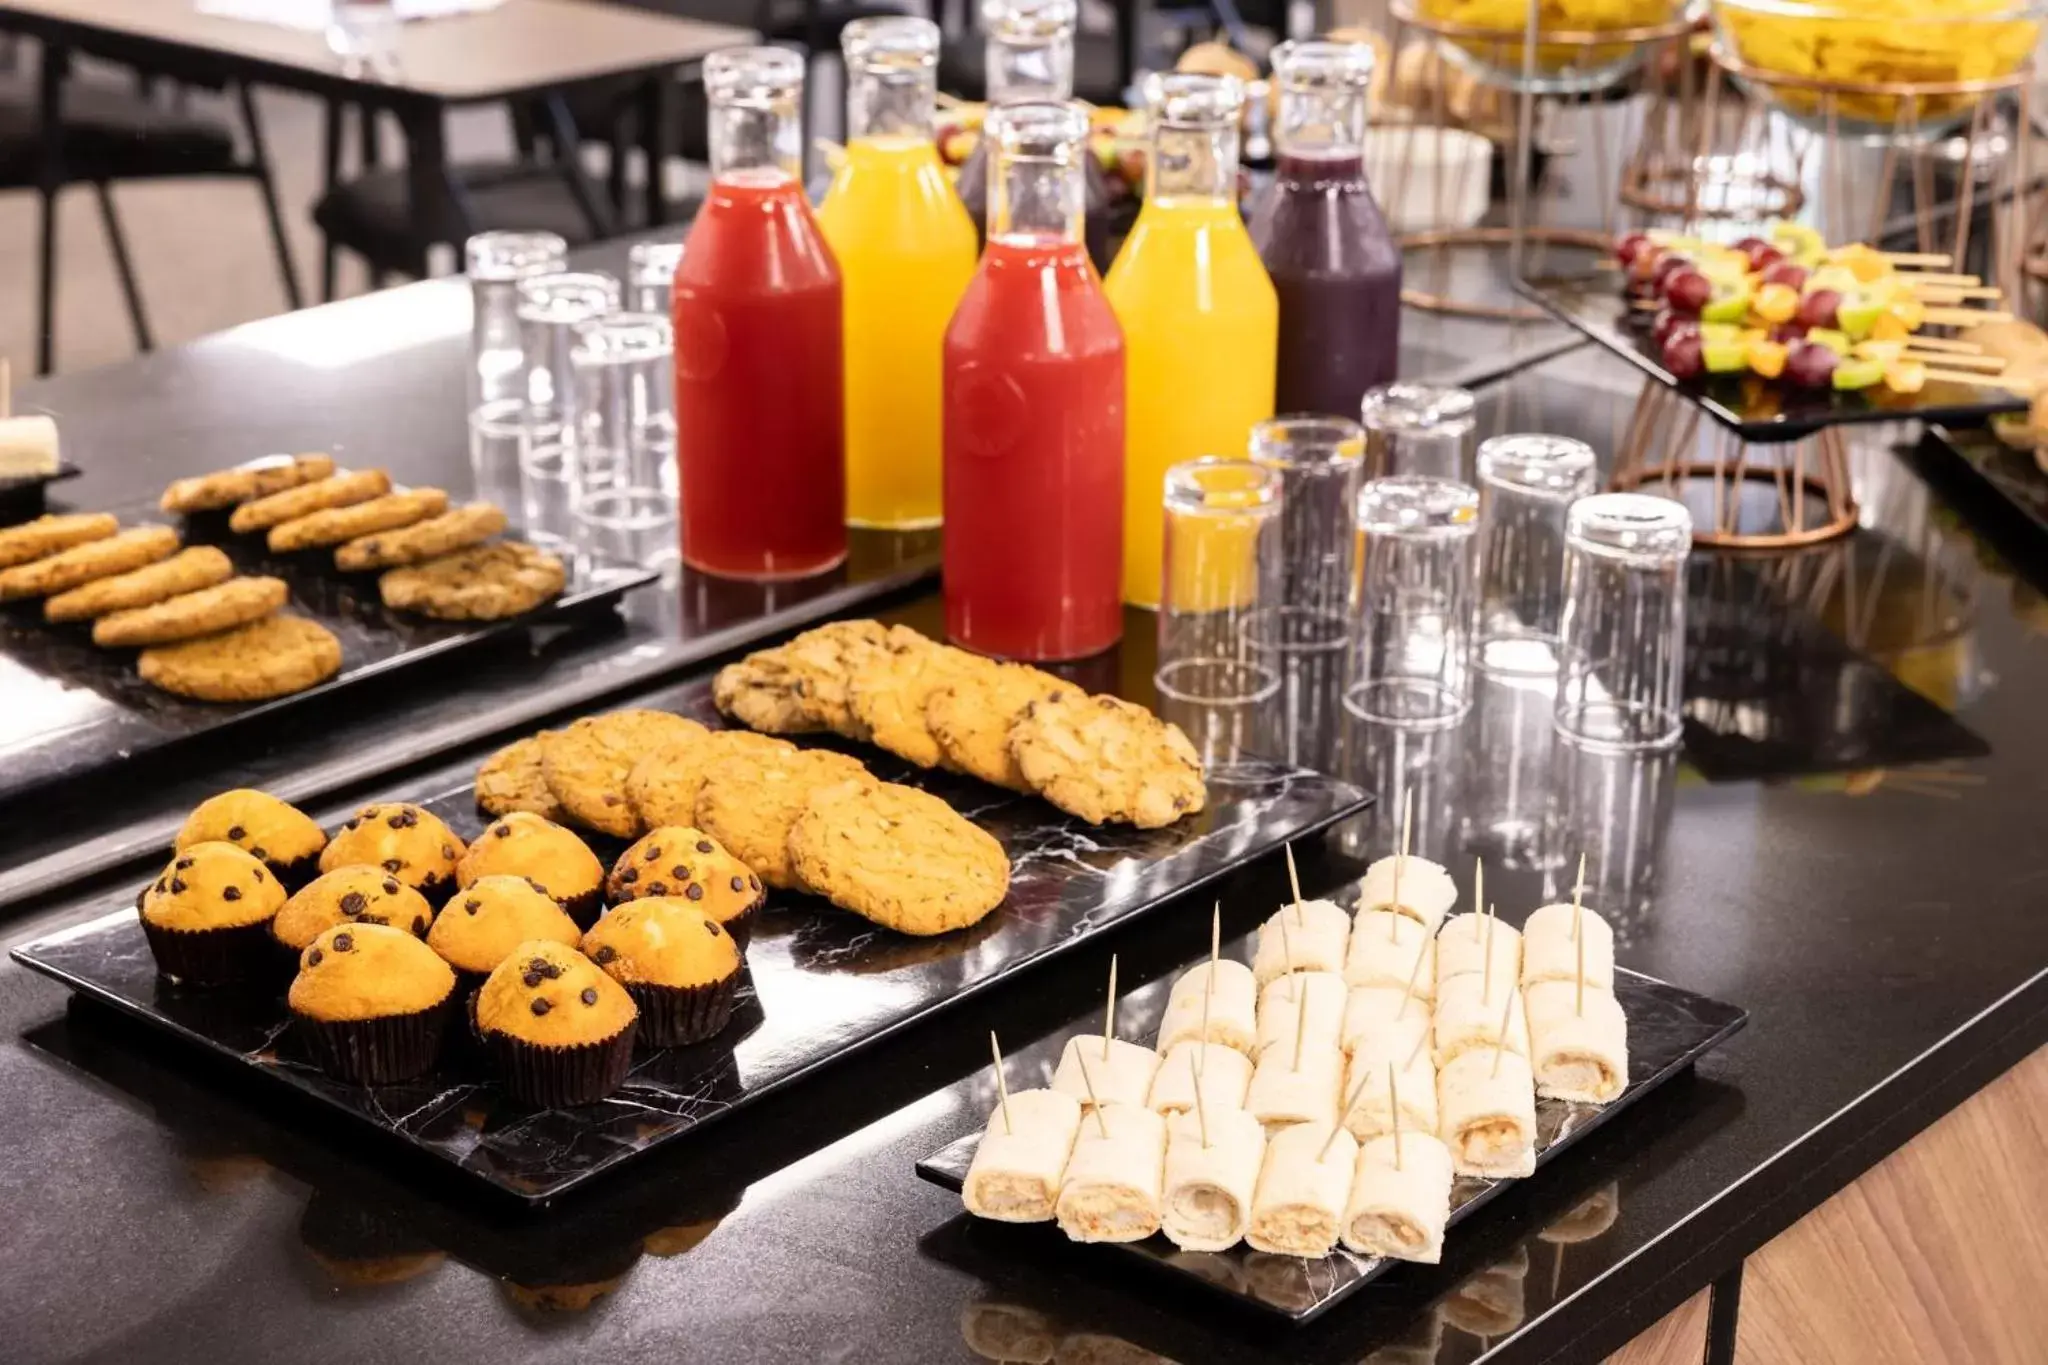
left=35, top=185, right=58, bottom=376
left=320, top=97, right=344, bottom=301
left=541, top=92, right=614, bottom=240
left=237, top=81, right=303, bottom=310
left=92, top=182, right=156, bottom=353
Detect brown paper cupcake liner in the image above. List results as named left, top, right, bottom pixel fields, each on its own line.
left=293, top=993, right=454, bottom=1085
left=269, top=852, right=323, bottom=894
left=624, top=972, right=739, bottom=1048
left=473, top=995, right=637, bottom=1107
left=715, top=894, right=765, bottom=953
left=558, top=887, right=603, bottom=931
left=141, top=917, right=280, bottom=987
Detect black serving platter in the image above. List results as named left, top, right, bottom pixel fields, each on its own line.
left=914, top=960, right=1746, bottom=1325
left=0, top=459, right=82, bottom=524
left=0, top=492, right=656, bottom=810
left=1516, top=270, right=2028, bottom=442
left=10, top=678, right=1369, bottom=1205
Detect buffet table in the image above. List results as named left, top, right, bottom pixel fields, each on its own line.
left=1, top=262, right=2045, bottom=1364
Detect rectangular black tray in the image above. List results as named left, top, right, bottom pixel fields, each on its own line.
left=914, top=963, right=1746, bottom=1325
left=1516, top=270, right=2028, bottom=442
left=0, top=494, right=656, bottom=810
left=10, top=684, right=1369, bottom=1205
left=0, top=459, right=81, bottom=523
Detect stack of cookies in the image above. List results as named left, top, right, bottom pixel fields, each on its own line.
left=161, top=453, right=566, bottom=622
left=475, top=703, right=1013, bottom=938
left=713, top=621, right=1208, bottom=830
left=0, top=510, right=342, bottom=702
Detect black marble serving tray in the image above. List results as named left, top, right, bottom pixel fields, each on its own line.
left=0, top=459, right=81, bottom=524
left=0, top=494, right=656, bottom=810
left=10, top=688, right=1369, bottom=1205
left=1516, top=271, right=2027, bottom=442
left=914, top=965, right=1745, bottom=1325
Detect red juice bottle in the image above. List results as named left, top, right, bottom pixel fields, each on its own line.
left=943, top=100, right=1125, bottom=660
left=674, top=47, right=847, bottom=579
left=1247, top=39, right=1402, bottom=418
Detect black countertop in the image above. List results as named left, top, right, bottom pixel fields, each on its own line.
left=4, top=259, right=2048, bottom=1363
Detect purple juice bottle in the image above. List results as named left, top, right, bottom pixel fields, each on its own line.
left=1248, top=39, right=1402, bottom=417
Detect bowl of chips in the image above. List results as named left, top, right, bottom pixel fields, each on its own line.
left=1406, top=0, right=1699, bottom=93
left=1713, top=0, right=2044, bottom=137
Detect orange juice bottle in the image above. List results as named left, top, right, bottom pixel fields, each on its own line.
left=816, top=17, right=978, bottom=529
left=1104, top=72, right=1277, bottom=608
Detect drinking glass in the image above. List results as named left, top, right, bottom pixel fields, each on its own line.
left=466, top=231, right=567, bottom=509
left=628, top=241, right=685, bottom=315
left=1554, top=493, right=1692, bottom=751
left=1544, top=744, right=1677, bottom=941
left=1475, top=433, right=1597, bottom=676
left=1248, top=415, right=1365, bottom=654
left=517, top=271, right=621, bottom=549
left=1344, top=475, right=1479, bottom=729
left=571, top=312, right=677, bottom=569
left=1359, top=383, right=1476, bottom=481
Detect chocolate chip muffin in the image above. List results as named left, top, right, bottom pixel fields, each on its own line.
left=455, top=811, right=605, bottom=928
left=580, top=897, right=742, bottom=1047
left=272, top=866, right=435, bottom=953
left=138, top=841, right=288, bottom=985
left=428, top=874, right=584, bottom=987
left=176, top=788, right=328, bottom=888
left=605, top=826, right=764, bottom=949
left=320, top=802, right=466, bottom=904
left=473, top=940, right=638, bottom=1107
left=288, top=922, right=458, bottom=1084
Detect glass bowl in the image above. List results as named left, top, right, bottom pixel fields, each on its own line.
left=1712, top=0, right=2045, bottom=139
left=1404, top=0, right=1700, bottom=95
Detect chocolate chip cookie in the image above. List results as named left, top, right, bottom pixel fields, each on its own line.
left=268, top=488, right=448, bottom=553
left=334, top=502, right=507, bottom=572
left=0, top=525, right=180, bottom=600
left=624, top=729, right=796, bottom=830
left=788, top=779, right=1010, bottom=936
left=44, top=545, right=234, bottom=622
left=138, top=614, right=343, bottom=702
left=539, top=710, right=710, bottom=838
left=229, top=469, right=391, bottom=533
left=711, top=619, right=892, bottom=738
left=474, top=734, right=567, bottom=821
left=378, top=540, right=566, bottom=620
left=160, top=454, right=336, bottom=514
left=926, top=658, right=1073, bottom=792
left=847, top=630, right=981, bottom=768
left=695, top=747, right=873, bottom=890
left=0, top=513, right=119, bottom=570
left=92, top=575, right=288, bottom=648
left=1009, top=691, right=1206, bottom=828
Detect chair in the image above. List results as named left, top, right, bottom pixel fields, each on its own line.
left=0, top=45, right=301, bottom=375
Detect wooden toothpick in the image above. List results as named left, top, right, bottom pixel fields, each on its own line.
left=990, top=1031, right=1013, bottom=1136
left=1211, top=900, right=1221, bottom=966
left=1483, top=901, right=1497, bottom=1003
left=1571, top=852, right=1587, bottom=941
left=1284, top=841, right=1304, bottom=921
left=1391, top=787, right=1411, bottom=939
left=1389, top=1067, right=1404, bottom=1170
left=1277, top=904, right=1296, bottom=994
left=1192, top=1053, right=1210, bottom=1149
left=1198, top=962, right=1213, bottom=1078
left=1473, top=856, right=1484, bottom=930
left=1102, top=954, right=1118, bottom=1057
left=1292, top=975, right=1311, bottom=1071
left=1322, top=1063, right=1372, bottom=1162
left=1576, top=917, right=1587, bottom=1018
left=1075, top=1050, right=1110, bottom=1138
left=1400, top=921, right=1431, bottom=1009
left=1490, top=987, right=1517, bottom=1079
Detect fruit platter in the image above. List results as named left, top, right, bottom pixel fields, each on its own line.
left=1517, top=222, right=2033, bottom=440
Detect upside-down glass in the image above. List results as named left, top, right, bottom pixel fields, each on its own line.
left=1359, top=382, right=1476, bottom=481
left=571, top=312, right=676, bottom=569
left=1344, top=475, right=1480, bottom=729
left=516, top=271, right=621, bottom=550
left=627, top=241, right=684, bottom=315
left=1554, top=493, right=1692, bottom=750
left=1248, top=415, right=1365, bottom=653
left=467, top=231, right=568, bottom=508
left=1475, top=433, right=1597, bottom=676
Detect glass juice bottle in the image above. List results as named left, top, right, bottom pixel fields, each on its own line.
left=1104, top=72, right=1277, bottom=609
left=673, top=47, right=846, bottom=579
left=942, top=101, right=1125, bottom=660
left=1247, top=39, right=1402, bottom=418
left=816, top=18, right=977, bottom=531
left=955, top=0, right=1118, bottom=274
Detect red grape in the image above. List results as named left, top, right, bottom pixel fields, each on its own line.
left=1733, top=236, right=1769, bottom=254
left=1760, top=261, right=1809, bottom=291
left=1652, top=253, right=1693, bottom=289
left=1654, top=310, right=1700, bottom=347
left=1796, top=288, right=1842, bottom=330
left=1740, top=240, right=1785, bottom=273
left=1616, top=232, right=1653, bottom=266
left=1663, top=268, right=1712, bottom=314
left=1662, top=332, right=1705, bottom=379
left=1768, top=321, right=1809, bottom=345
left=1785, top=341, right=1838, bottom=389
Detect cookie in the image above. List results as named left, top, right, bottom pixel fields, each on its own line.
left=44, top=546, right=234, bottom=622
left=0, top=525, right=180, bottom=600
left=926, top=659, right=1073, bottom=792
left=268, top=488, right=448, bottom=553
left=160, top=454, right=336, bottom=514
left=695, top=748, right=873, bottom=890
left=474, top=734, right=566, bottom=821
left=711, top=620, right=892, bottom=738
left=229, top=469, right=391, bottom=533
left=625, top=729, right=796, bottom=830
left=378, top=541, right=566, bottom=621
left=847, top=631, right=982, bottom=768
left=138, top=614, right=343, bottom=702
left=334, top=502, right=507, bottom=572
left=1010, top=692, right=1207, bottom=828
left=539, top=710, right=711, bottom=838
left=91, top=575, right=288, bottom=648
left=788, top=780, right=1009, bottom=936
left=0, top=513, right=119, bottom=570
